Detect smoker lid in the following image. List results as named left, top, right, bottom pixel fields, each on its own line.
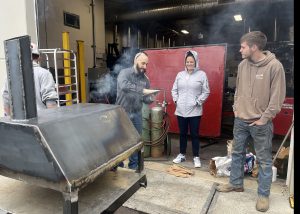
left=0, top=103, right=141, bottom=190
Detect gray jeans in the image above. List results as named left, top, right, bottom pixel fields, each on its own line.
left=230, top=117, right=273, bottom=197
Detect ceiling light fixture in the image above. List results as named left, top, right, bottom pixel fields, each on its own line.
left=181, top=30, right=189, bottom=34
left=234, top=14, right=243, bottom=21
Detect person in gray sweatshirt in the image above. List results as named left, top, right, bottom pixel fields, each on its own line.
left=116, top=51, right=157, bottom=170
left=171, top=50, right=210, bottom=168
left=2, top=43, right=57, bottom=116
left=216, top=31, right=286, bottom=212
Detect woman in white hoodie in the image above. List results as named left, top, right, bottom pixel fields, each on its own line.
left=171, top=50, right=210, bottom=168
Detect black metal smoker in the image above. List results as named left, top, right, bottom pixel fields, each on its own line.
left=0, top=36, right=146, bottom=214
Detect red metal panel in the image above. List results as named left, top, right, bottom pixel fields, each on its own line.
left=144, top=45, right=226, bottom=137
left=273, top=97, right=294, bottom=136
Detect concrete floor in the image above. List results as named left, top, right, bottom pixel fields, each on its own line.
left=0, top=133, right=292, bottom=214
left=0, top=168, right=146, bottom=214
left=119, top=161, right=292, bottom=214
left=116, top=132, right=293, bottom=214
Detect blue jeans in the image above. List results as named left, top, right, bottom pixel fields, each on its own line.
left=230, top=118, right=273, bottom=197
left=127, top=112, right=142, bottom=170
left=177, top=116, right=201, bottom=157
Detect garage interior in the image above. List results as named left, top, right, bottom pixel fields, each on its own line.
left=102, top=0, right=294, bottom=172
left=101, top=0, right=294, bottom=112
left=102, top=1, right=294, bottom=212
left=0, top=0, right=294, bottom=213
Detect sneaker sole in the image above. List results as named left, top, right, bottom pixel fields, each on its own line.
left=232, top=188, right=244, bottom=192
left=173, top=160, right=186, bottom=164
left=256, top=207, right=269, bottom=212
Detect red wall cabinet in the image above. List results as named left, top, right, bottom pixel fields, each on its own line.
left=273, top=97, right=294, bottom=136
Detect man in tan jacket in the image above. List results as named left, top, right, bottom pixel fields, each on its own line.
left=216, top=31, right=286, bottom=212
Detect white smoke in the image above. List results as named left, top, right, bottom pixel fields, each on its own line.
left=91, top=48, right=139, bottom=103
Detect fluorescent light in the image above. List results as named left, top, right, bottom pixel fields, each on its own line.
left=234, top=14, right=243, bottom=21
left=181, top=30, right=189, bottom=34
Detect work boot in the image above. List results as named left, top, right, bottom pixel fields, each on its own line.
left=256, top=195, right=269, bottom=212
left=215, top=183, right=244, bottom=192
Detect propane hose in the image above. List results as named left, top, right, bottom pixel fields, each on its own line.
left=143, top=112, right=170, bottom=147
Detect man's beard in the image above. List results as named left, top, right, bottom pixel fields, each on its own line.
left=136, top=64, right=146, bottom=74
left=242, top=49, right=254, bottom=59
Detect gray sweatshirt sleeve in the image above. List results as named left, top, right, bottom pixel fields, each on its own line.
left=2, top=81, right=10, bottom=109
left=117, top=69, right=144, bottom=94
left=39, top=70, right=58, bottom=104
left=142, top=79, right=153, bottom=104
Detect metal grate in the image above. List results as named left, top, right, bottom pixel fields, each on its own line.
left=39, top=48, right=79, bottom=106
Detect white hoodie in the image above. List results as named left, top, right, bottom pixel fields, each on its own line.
left=171, top=50, right=210, bottom=117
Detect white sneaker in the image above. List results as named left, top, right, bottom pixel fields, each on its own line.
left=193, top=157, right=201, bottom=168
left=173, top=153, right=186, bottom=163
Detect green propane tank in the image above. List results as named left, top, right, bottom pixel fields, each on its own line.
left=142, top=103, right=151, bottom=157
left=150, top=106, right=164, bottom=158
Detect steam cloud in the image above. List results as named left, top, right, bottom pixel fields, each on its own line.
left=90, top=48, right=139, bottom=104
left=204, top=2, right=293, bottom=44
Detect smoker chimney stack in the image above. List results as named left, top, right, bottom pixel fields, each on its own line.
left=4, top=35, right=37, bottom=120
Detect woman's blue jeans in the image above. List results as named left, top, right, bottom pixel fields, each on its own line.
left=230, top=117, right=273, bottom=197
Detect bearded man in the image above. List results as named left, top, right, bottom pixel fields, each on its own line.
left=116, top=51, right=157, bottom=170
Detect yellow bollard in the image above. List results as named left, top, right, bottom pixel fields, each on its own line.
left=77, top=40, right=86, bottom=103
left=62, top=32, right=72, bottom=105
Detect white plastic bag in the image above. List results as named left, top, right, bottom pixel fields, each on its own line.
left=212, top=156, right=232, bottom=177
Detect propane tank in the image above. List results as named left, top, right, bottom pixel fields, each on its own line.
left=142, top=103, right=151, bottom=157
left=150, top=106, right=164, bottom=157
